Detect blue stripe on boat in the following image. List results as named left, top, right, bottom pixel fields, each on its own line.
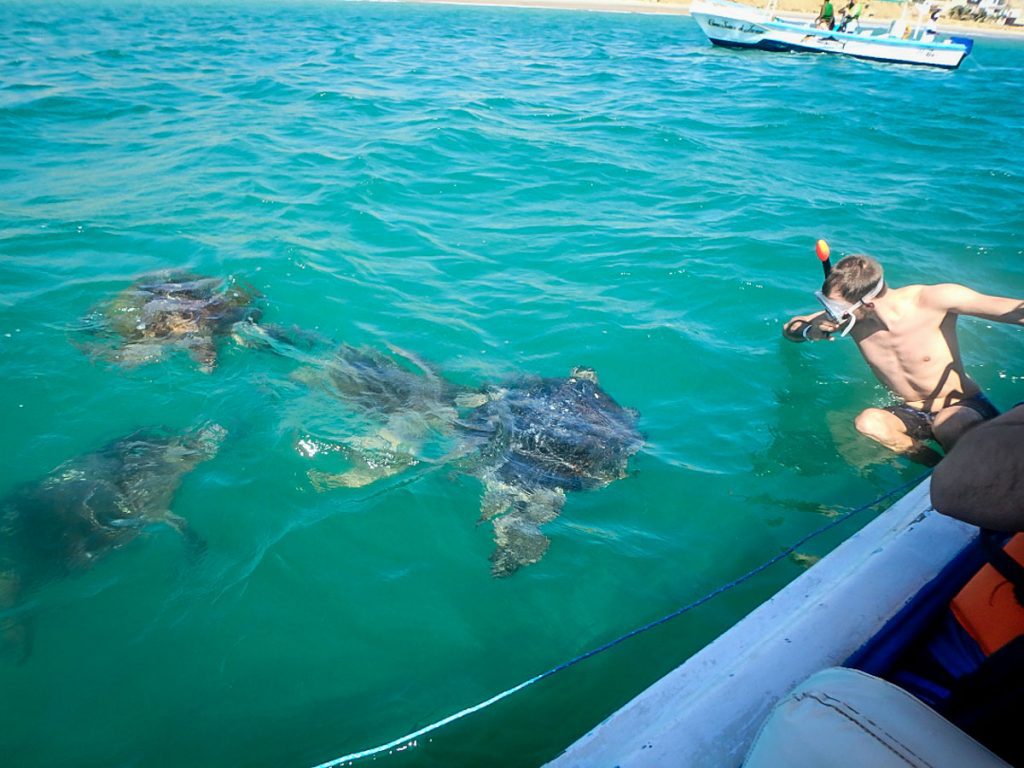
left=707, top=38, right=963, bottom=69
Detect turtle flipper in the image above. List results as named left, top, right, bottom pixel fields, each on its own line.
left=0, top=569, right=31, bottom=664
left=488, top=488, right=566, bottom=578
left=130, top=512, right=205, bottom=561
left=185, top=337, right=218, bottom=373
left=154, top=511, right=207, bottom=559
left=0, top=615, right=32, bottom=665
left=479, top=477, right=513, bottom=523
left=490, top=517, right=551, bottom=578
left=306, top=427, right=420, bottom=492
left=307, top=444, right=417, bottom=491
left=116, top=342, right=167, bottom=368
left=231, top=321, right=327, bottom=359
left=385, top=342, right=439, bottom=386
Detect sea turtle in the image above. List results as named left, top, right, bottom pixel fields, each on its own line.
left=0, top=423, right=226, bottom=662
left=229, top=323, right=474, bottom=489
left=79, top=271, right=261, bottom=372
left=458, top=367, right=643, bottom=577
left=302, top=343, right=472, bottom=490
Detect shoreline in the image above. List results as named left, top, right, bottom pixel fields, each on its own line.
left=386, top=0, right=1024, bottom=39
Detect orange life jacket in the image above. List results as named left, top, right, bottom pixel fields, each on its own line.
left=951, top=533, right=1024, bottom=656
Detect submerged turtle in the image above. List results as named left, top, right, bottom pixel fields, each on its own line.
left=459, top=367, right=643, bottom=577
left=230, top=323, right=474, bottom=489
left=304, top=343, right=471, bottom=490
left=0, top=423, right=226, bottom=662
left=80, top=271, right=261, bottom=372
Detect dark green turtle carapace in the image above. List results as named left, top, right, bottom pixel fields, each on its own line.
left=459, top=367, right=643, bottom=577
left=0, top=424, right=226, bottom=662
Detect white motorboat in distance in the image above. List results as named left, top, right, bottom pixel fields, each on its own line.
left=691, top=0, right=974, bottom=69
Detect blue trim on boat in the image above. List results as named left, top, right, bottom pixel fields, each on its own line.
left=709, top=37, right=791, bottom=53
left=706, top=37, right=964, bottom=69
left=845, top=531, right=991, bottom=676
left=949, top=35, right=974, bottom=55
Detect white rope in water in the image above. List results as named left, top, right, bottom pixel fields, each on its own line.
left=312, top=474, right=928, bottom=768
left=311, top=676, right=543, bottom=767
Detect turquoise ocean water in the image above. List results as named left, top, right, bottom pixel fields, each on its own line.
left=2, top=1, right=1023, bottom=765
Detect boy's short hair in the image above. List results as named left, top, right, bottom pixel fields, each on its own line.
left=823, top=255, right=884, bottom=302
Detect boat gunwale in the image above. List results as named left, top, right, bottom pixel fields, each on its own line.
left=760, top=19, right=970, bottom=49
left=546, top=480, right=982, bottom=767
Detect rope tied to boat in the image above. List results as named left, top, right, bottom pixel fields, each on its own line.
left=311, top=473, right=929, bottom=768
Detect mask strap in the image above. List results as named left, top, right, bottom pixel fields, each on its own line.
left=862, top=277, right=885, bottom=302
left=838, top=277, right=883, bottom=337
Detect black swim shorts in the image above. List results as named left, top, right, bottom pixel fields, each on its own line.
left=886, top=392, right=1001, bottom=441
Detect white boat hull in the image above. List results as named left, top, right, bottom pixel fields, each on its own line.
left=547, top=481, right=980, bottom=767
left=691, top=0, right=972, bottom=69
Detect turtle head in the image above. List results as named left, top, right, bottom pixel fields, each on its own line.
left=230, top=319, right=272, bottom=349
left=569, top=366, right=598, bottom=384
left=454, top=391, right=491, bottom=409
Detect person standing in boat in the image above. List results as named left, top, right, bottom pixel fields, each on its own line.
left=923, top=6, right=942, bottom=41
left=782, top=254, right=1024, bottom=465
left=816, top=0, right=836, bottom=29
left=837, top=0, right=864, bottom=32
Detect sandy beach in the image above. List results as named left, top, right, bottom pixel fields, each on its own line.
left=403, top=0, right=1024, bottom=38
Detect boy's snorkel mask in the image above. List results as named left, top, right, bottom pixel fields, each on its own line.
left=811, top=240, right=883, bottom=338
left=814, top=276, right=884, bottom=337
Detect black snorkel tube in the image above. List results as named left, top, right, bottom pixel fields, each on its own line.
left=812, top=238, right=838, bottom=339
left=816, top=239, right=832, bottom=278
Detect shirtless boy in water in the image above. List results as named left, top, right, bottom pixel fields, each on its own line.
left=783, top=254, right=1024, bottom=465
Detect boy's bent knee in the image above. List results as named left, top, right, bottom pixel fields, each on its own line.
left=853, top=408, right=936, bottom=462
left=854, top=408, right=893, bottom=440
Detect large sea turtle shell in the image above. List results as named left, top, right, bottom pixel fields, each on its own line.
left=459, top=367, right=642, bottom=576
left=465, top=367, right=642, bottom=492
left=80, top=271, right=261, bottom=372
